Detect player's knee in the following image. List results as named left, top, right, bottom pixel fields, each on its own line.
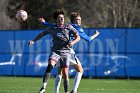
left=74, top=64, right=84, bottom=73
left=80, top=67, right=84, bottom=73
left=58, top=72, right=63, bottom=76
left=63, top=74, right=69, bottom=80
left=62, top=68, right=69, bottom=80
left=78, top=67, right=83, bottom=73
left=45, top=64, right=54, bottom=73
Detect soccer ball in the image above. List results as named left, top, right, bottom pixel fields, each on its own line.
left=16, top=10, right=28, bottom=21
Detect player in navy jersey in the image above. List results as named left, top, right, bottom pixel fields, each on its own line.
left=38, top=12, right=99, bottom=93
left=28, top=10, right=80, bottom=93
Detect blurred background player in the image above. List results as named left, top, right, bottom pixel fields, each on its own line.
left=29, top=10, right=80, bottom=93
left=38, top=12, right=100, bottom=93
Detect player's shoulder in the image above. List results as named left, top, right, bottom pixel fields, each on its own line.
left=71, top=24, right=80, bottom=28
left=65, top=24, right=74, bottom=29
left=46, top=24, right=57, bottom=30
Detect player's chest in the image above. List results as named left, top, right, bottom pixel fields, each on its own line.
left=52, top=28, right=69, bottom=38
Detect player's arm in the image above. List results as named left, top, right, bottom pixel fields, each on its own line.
left=90, top=30, right=100, bottom=40
left=73, top=25, right=92, bottom=42
left=79, top=31, right=92, bottom=42
left=70, top=32, right=80, bottom=46
left=69, top=25, right=80, bottom=46
left=28, top=31, right=47, bottom=46
left=79, top=29, right=100, bottom=42
left=38, top=18, right=54, bottom=27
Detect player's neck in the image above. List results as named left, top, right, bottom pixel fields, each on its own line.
left=57, top=24, right=64, bottom=28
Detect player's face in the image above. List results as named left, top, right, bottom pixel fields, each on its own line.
left=56, top=14, right=64, bottom=26
left=74, top=16, right=81, bottom=26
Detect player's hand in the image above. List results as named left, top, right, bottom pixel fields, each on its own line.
left=95, top=30, right=100, bottom=36
left=38, top=18, right=46, bottom=23
left=28, top=40, right=34, bottom=46
left=69, top=41, right=75, bottom=47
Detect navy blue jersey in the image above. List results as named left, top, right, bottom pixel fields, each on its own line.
left=42, top=24, right=78, bottom=50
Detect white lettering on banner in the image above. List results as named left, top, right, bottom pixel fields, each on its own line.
left=0, top=38, right=129, bottom=75
left=106, top=39, right=119, bottom=53
left=28, top=40, right=51, bottom=66
left=33, top=54, right=49, bottom=72
left=2, top=40, right=25, bottom=66
left=0, top=53, right=22, bottom=66
left=9, top=40, right=26, bottom=53
left=106, top=39, right=119, bottom=66
left=89, top=39, right=104, bottom=53
left=28, top=40, right=42, bottom=65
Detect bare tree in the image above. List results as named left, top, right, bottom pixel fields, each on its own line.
left=0, top=0, right=20, bottom=30
left=106, top=0, right=139, bottom=27
left=0, top=0, right=139, bottom=30
left=66, top=0, right=140, bottom=28
left=122, top=0, right=139, bottom=27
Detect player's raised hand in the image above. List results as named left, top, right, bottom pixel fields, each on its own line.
left=28, top=40, right=34, bottom=46
left=38, top=18, right=46, bottom=23
left=95, top=30, right=100, bottom=36
left=69, top=41, right=75, bottom=47
left=90, top=30, right=100, bottom=40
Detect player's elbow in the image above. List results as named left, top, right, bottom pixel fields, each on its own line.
left=77, top=34, right=80, bottom=41
left=88, top=39, right=92, bottom=42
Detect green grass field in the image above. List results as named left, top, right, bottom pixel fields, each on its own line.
left=0, top=76, right=140, bottom=93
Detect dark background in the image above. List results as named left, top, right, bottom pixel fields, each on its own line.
left=0, top=0, right=140, bottom=30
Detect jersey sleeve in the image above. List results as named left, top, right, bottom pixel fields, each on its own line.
left=42, top=30, right=48, bottom=35
left=42, top=27, right=52, bottom=35
left=78, top=31, right=92, bottom=42
left=75, top=25, right=92, bottom=42
left=72, top=24, right=92, bottom=42
left=68, top=24, right=78, bottom=35
left=41, top=21, right=55, bottom=27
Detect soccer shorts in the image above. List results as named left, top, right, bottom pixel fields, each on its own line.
left=57, top=48, right=81, bottom=66
left=48, top=51, right=71, bottom=68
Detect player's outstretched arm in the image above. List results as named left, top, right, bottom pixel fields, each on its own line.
left=90, top=30, right=100, bottom=40
left=38, top=18, right=54, bottom=27
left=38, top=18, right=46, bottom=22
left=28, top=32, right=45, bottom=46
left=78, top=29, right=100, bottom=42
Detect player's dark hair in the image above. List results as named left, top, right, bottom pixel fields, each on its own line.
left=70, top=12, right=81, bottom=23
left=53, top=10, right=64, bottom=22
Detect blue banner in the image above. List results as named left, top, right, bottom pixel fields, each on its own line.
left=0, top=28, right=140, bottom=78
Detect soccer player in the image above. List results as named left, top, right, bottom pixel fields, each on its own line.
left=28, top=10, right=80, bottom=93
left=39, top=12, right=100, bottom=93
